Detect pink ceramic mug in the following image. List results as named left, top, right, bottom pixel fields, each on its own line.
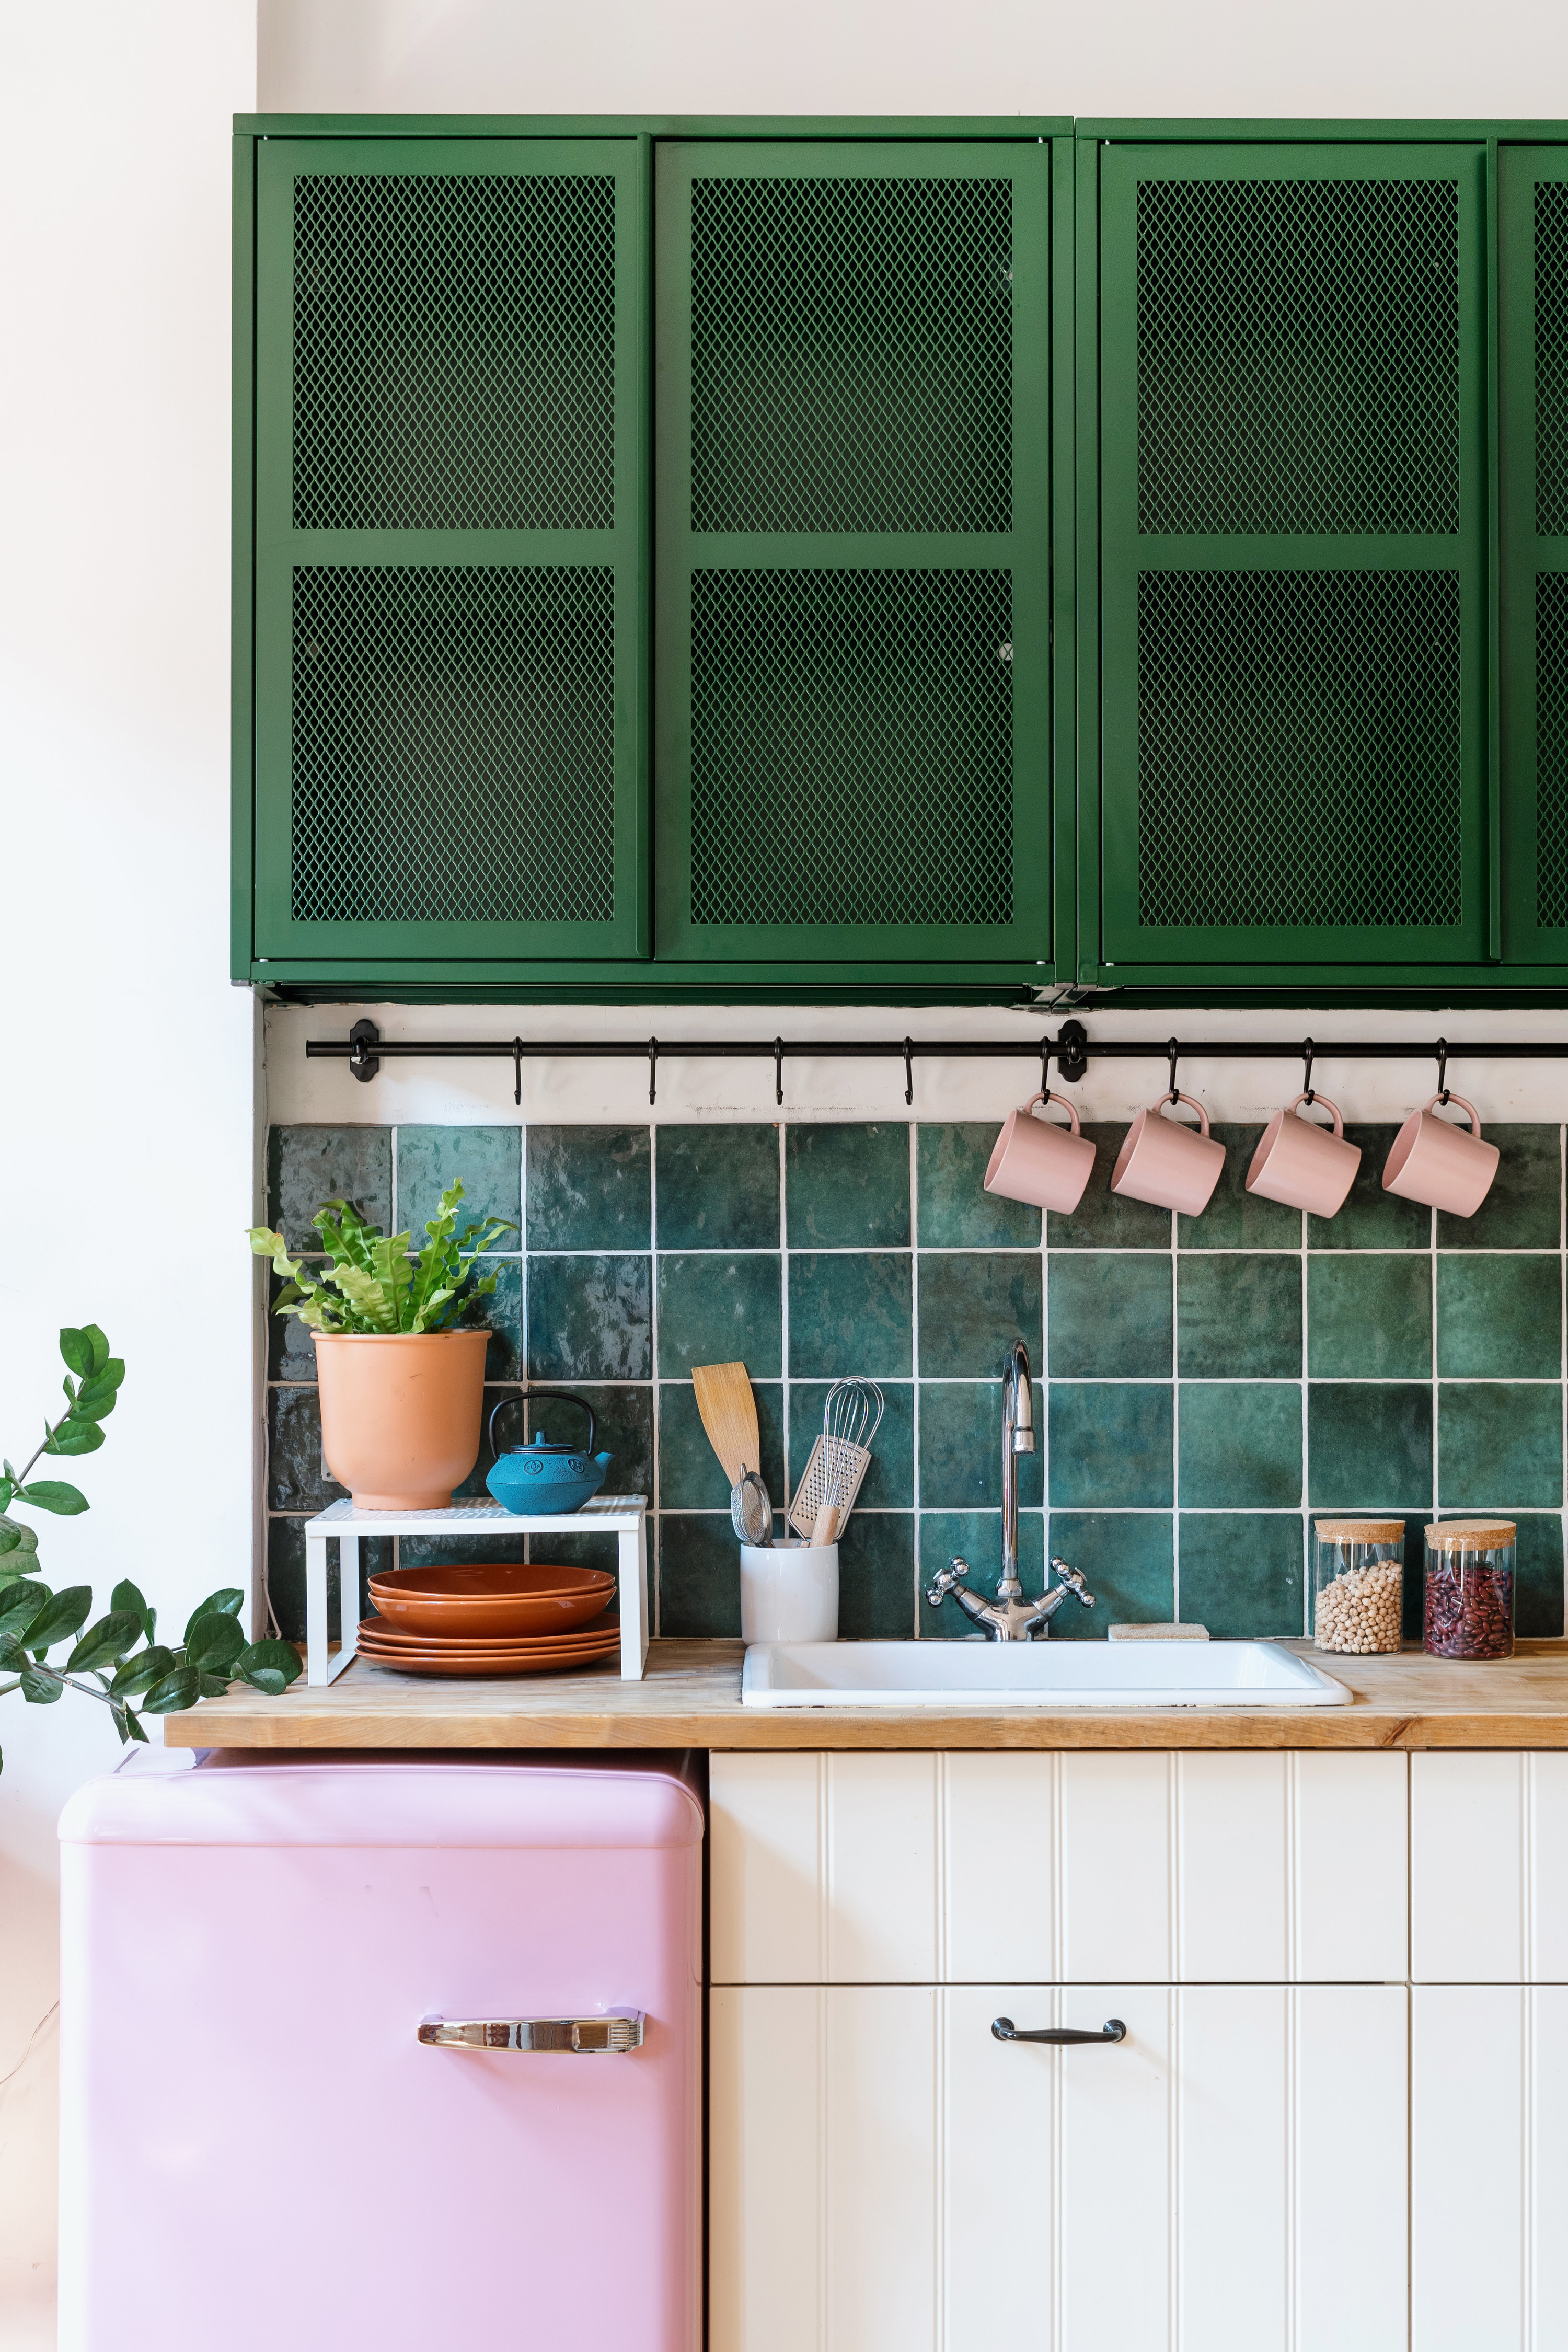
left=1111, top=1092, right=1227, bottom=1216
left=1383, top=1094, right=1500, bottom=1217
left=1247, top=1092, right=1362, bottom=1219
left=984, top=1092, right=1097, bottom=1215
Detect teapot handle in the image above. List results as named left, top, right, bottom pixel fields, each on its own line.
left=488, top=1388, right=597, bottom=1460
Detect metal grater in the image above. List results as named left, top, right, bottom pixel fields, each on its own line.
left=788, top=1434, right=872, bottom=1540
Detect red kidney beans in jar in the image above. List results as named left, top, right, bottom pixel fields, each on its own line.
left=1423, top=1520, right=1517, bottom=1660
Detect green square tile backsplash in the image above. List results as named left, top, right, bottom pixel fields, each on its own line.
left=263, top=1118, right=1568, bottom=1644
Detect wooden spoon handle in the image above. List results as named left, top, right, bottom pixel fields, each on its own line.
left=811, top=1503, right=839, bottom=1547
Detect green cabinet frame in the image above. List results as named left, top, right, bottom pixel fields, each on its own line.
left=653, top=137, right=1055, bottom=970
left=233, top=116, right=1074, bottom=1004
left=1080, top=132, right=1491, bottom=988
left=249, top=134, right=650, bottom=972
left=1500, top=144, right=1568, bottom=962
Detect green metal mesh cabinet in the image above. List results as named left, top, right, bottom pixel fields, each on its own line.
left=1082, top=137, right=1490, bottom=986
left=653, top=140, right=1055, bottom=970
left=249, top=135, right=648, bottom=971
left=1501, top=145, right=1568, bottom=960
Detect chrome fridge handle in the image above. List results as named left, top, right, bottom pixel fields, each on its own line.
left=419, top=2012, right=644, bottom=2054
left=991, top=2015, right=1126, bottom=2046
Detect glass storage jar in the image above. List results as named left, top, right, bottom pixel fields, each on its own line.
left=1423, top=1521, right=1517, bottom=1660
left=1312, top=1519, right=1404, bottom=1653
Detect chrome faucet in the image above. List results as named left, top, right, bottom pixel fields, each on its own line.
left=923, top=1339, right=1097, bottom=1641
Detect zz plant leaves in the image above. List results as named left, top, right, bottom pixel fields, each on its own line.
left=0, top=1327, right=300, bottom=1775
left=249, top=1178, right=515, bottom=1338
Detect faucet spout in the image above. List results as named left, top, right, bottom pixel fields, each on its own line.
left=999, top=1338, right=1033, bottom=1597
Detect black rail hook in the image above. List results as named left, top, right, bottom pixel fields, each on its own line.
left=1302, top=1038, right=1316, bottom=1108
left=648, top=1037, right=659, bottom=1107
left=1167, top=1037, right=1180, bottom=1105
left=774, top=1036, right=785, bottom=1107
left=1039, top=1040, right=1054, bottom=1107
left=513, top=1036, right=522, bottom=1108
left=1436, top=1039, right=1450, bottom=1106
left=903, top=1036, right=915, bottom=1108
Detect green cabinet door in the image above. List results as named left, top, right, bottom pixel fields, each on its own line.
left=252, top=137, right=648, bottom=967
left=653, top=141, right=1054, bottom=968
left=1501, top=146, right=1568, bottom=963
left=1089, top=141, right=1489, bottom=983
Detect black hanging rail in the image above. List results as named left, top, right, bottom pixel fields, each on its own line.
left=307, top=1019, right=1568, bottom=1109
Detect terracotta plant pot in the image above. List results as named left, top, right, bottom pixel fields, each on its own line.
left=313, top=1330, right=489, bottom=1509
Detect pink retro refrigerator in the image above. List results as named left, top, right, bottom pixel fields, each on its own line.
left=57, top=1750, right=703, bottom=2352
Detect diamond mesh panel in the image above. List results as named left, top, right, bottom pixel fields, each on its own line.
left=1137, top=570, right=1463, bottom=930
left=1536, top=572, right=1568, bottom=926
left=290, top=566, right=616, bottom=926
left=1137, top=177, right=1460, bottom=536
left=1536, top=184, right=1568, bottom=537
left=689, top=569, right=1014, bottom=928
left=292, top=172, right=616, bottom=532
left=689, top=177, right=1013, bottom=534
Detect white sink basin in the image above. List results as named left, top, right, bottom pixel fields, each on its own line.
left=741, top=1639, right=1351, bottom=1709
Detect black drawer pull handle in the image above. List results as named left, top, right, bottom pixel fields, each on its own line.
left=991, top=2015, right=1126, bottom=2046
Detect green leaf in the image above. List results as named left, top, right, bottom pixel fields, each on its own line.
left=0, top=1632, right=28, bottom=1672
left=25, top=1587, right=92, bottom=1653
left=83, top=1325, right=110, bottom=1375
left=183, top=1590, right=244, bottom=1641
left=109, top=1645, right=174, bottom=1699
left=59, top=1328, right=95, bottom=1378
left=235, top=1639, right=303, bottom=1692
left=115, top=1704, right=150, bottom=1746
left=140, top=1665, right=200, bottom=1715
left=45, top=1420, right=105, bottom=1457
left=77, top=1361, right=125, bottom=1402
left=0, top=1582, right=50, bottom=1646
left=0, top=1517, right=36, bottom=1559
left=185, top=1612, right=246, bottom=1674
left=19, top=1482, right=88, bottom=1516
left=64, top=1611, right=146, bottom=1673
left=19, top=1664, right=63, bottom=1704
left=110, top=1579, right=153, bottom=1641
left=198, top=1671, right=234, bottom=1697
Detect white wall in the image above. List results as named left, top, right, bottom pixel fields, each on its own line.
left=259, top=0, right=1568, bottom=121
left=269, top=999, right=1568, bottom=1131
left=0, top=5, right=257, bottom=2341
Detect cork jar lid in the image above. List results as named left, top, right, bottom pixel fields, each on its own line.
left=1315, top=1518, right=1404, bottom=1541
left=1424, top=1519, right=1517, bottom=1548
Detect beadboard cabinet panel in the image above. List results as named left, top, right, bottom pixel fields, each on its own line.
left=1411, top=1985, right=1568, bottom=2350
left=1410, top=1750, right=1568, bottom=1980
left=712, top=1981, right=1408, bottom=2352
left=710, top=1749, right=1406, bottom=1984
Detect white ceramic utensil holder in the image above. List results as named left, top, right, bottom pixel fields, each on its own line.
left=740, top=1539, right=839, bottom=1644
left=298, top=1494, right=650, bottom=1685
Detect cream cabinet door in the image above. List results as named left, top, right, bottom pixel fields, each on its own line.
left=1412, top=1985, right=1568, bottom=2351
left=710, top=1982, right=1407, bottom=2352
left=710, top=1751, right=1407, bottom=1984
left=1411, top=1753, right=1568, bottom=1981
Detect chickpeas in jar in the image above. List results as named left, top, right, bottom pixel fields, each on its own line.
left=1312, top=1520, right=1405, bottom=1655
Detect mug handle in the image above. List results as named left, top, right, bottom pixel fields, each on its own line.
left=1425, top=1091, right=1482, bottom=1137
left=1022, top=1091, right=1082, bottom=1137
left=1158, top=1089, right=1211, bottom=1139
left=1288, top=1090, right=1345, bottom=1139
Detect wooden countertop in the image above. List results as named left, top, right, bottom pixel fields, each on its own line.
left=163, top=1638, right=1568, bottom=1750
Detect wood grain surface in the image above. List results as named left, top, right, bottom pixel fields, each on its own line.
left=163, top=1639, right=1568, bottom=1751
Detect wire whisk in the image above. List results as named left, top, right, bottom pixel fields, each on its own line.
left=789, top=1379, right=885, bottom=1543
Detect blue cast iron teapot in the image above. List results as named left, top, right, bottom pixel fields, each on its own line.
left=485, top=1389, right=613, bottom=1516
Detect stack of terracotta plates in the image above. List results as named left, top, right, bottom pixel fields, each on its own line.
left=360, top=1562, right=619, bottom=1678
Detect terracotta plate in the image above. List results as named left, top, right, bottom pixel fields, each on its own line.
left=358, top=1615, right=619, bottom=1655
left=357, top=1645, right=621, bottom=1679
left=366, top=1561, right=614, bottom=1637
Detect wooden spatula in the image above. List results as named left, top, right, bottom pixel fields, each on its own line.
left=691, top=1361, right=760, bottom=1488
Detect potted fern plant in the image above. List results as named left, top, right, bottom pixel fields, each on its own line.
left=248, top=1180, right=515, bottom=1510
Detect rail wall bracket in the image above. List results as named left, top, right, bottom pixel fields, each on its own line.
left=1055, top=1019, right=1090, bottom=1085
left=348, top=1019, right=382, bottom=1083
